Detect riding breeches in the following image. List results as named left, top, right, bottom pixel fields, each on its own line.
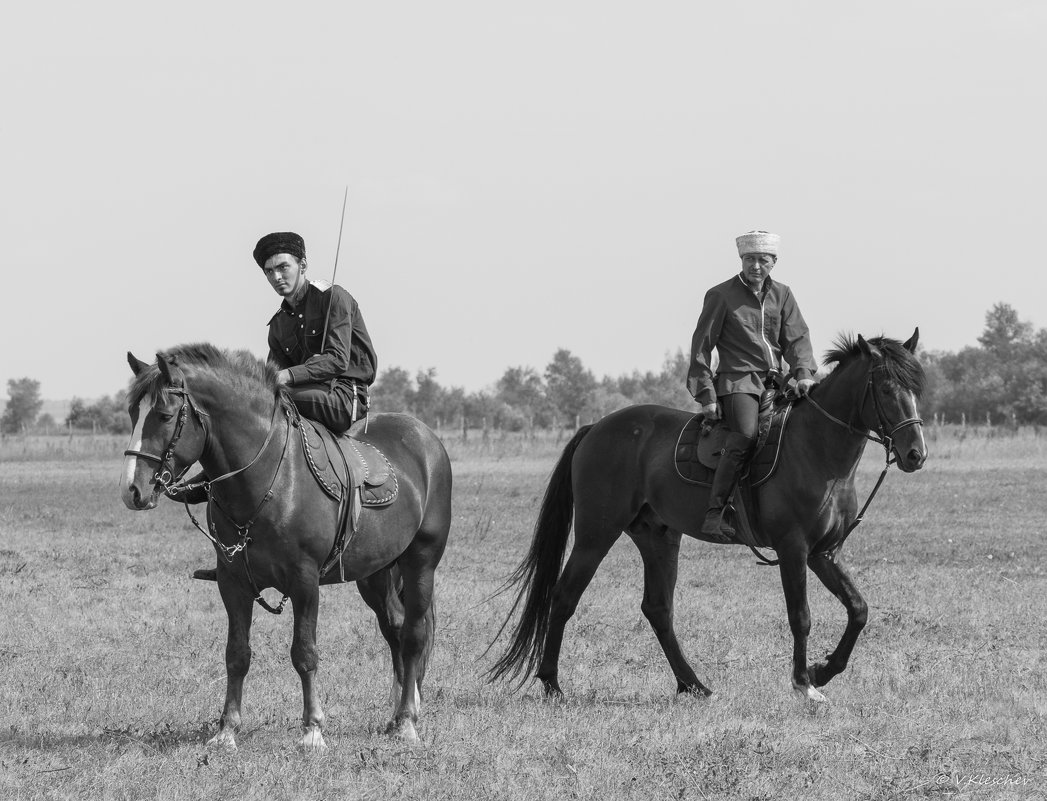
left=719, top=392, right=760, bottom=447
left=288, top=380, right=368, bottom=435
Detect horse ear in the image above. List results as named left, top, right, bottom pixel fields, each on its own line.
left=903, top=327, right=920, bottom=353
left=127, top=352, right=149, bottom=376
left=156, top=352, right=176, bottom=384
left=857, top=334, right=873, bottom=357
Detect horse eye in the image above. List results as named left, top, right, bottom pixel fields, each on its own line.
left=156, top=412, right=174, bottom=423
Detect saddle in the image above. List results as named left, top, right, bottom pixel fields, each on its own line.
left=674, top=398, right=795, bottom=551
left=296, top=414, right=398, bottom=507
left=290, top=405, right=399, bottom=582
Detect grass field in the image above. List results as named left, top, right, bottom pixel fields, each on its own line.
left=1, top=427, right=1045, bottom=800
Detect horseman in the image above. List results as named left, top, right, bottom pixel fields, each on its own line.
left=173, top=231, right=377, bottom=579
left=686, top=230, right=817, bottom=540
left=254, top=231, right=377, bottom=430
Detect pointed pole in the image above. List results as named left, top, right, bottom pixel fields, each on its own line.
left=320, top=185, right=349, bottom=354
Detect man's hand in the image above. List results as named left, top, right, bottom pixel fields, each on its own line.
left=701, top=401, right=721, bottom=421
left=796, top=378, right=815, bottom=397
left=275, top=369, right=292, bottom=387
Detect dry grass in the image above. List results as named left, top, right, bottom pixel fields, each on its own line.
left=1, top=428, right=1045, bottom=800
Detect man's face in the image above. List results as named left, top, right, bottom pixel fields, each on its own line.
left=262, top=253, right=305, bottom=298
left=740, top=253, right=776, bottom=288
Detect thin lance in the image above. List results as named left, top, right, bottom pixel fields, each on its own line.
left=319, top=186, right=363, bottom=425
left=319, top=185, right=349, bottom=354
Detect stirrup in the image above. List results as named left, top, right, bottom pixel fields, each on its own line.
left=701, top=507, right=736, bottom=542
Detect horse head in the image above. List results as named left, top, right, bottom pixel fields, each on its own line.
left=851, top=327, right=927, bottom=472
left=121, top=350, right=209, bottom=510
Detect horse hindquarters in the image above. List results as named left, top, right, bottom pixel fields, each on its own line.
left=372, top=417, right=452, bottom=741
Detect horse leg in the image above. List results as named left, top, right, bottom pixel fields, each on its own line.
left=207, top=577, right=254, bottom=751
left=806, top=552, right=868, bottom=688
left=290, top=581, right=326, bottom=750
left=384, top=556, right=436, bottom=743
left=627, top=521, right=712, bottom=697
left=535, top=526, right=620, bottom=697
left=778, top=546, right=827, bottom=703
left=357, top=567, right=407, bottom=713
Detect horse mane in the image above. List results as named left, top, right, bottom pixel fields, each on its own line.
left=821, top=333, right=926, bottom=398
left=127, top=343, right=280, bottom=412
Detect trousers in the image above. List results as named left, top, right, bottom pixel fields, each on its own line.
left=288, top=380, right=368, bottom=434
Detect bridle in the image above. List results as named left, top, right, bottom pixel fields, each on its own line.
left=124, top=377, right=292, bottom=615
left=124, top=386, right=209, bottom=495
left=791, top=362, right=924, bottom=560
left=805, top=364, right=923, bottom=464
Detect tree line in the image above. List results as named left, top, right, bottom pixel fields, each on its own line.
left=367, top=303, right=1047, bottom=430
left=2, top=302, right=1045, bottom=435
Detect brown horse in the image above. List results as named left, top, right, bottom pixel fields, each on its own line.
left=489, top=330, right=926, bottom=703
left=120, top=344, right=452, bottom=749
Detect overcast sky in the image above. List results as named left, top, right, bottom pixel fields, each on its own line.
left=2, top=1, right=1044, bottom=401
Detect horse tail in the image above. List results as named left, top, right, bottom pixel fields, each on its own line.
left=485, top=424, right=594, bottom=686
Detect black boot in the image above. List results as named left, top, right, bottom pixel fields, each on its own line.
left=700, top=433, right=753, bottom=541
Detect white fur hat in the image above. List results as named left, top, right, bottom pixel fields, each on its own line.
left=735, top=230, right=780, bottom=257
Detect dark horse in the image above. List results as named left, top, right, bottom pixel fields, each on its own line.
left=120, top=345, right=452, bottom=749
left=490, top=330, right=926, bottom=703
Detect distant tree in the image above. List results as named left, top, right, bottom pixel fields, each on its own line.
left=434, top=385, right=467, bottom=429
left=616, top=349, right=693, bottom=409
left=544, top=348, right=596, bottom=426
left=495, top=366, right=554, bottom=428
left=413, top=368, right=444, bottom=426
left=35, top=413, right=56, bottom=433
left=370, top=366, right=414, bottom=414
left=978, top=302, right=1033, bottom=358
left=1, top=378, right=43, bottom=434
left=587, top=380, right=632, bottom=420
left=463, top=390, right=500, bottom=429
left=65, top=394, right=130, bottom=434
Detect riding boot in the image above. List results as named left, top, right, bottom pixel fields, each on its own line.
left=700, top=433, right=753, bottom=541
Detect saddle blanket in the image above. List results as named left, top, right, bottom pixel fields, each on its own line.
left=674, top=402, right=792, bottom=488
left=673, top=402, right=794, bottom=553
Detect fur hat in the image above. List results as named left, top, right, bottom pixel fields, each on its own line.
left=253, top=232, right=306, bottom=267
left=735, top=230, right=780, bottom=257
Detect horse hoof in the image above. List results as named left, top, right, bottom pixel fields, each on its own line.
left=677, top=682, right=713, bottom=697
left=540, top=679, right=564, bottom=699
left=792, top=681, right=828, bottom=704
left=808, top=662, right=832, bottom=688
left=386, top=719, right=419, bottom=743
left=206, top=731, right=237, bottom=751
left=298, top=729, right=328, bottom=752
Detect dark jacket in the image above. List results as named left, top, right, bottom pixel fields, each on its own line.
left=686, top=274, right=816, bottom=406
left=267, top=282, right=377, bottom=387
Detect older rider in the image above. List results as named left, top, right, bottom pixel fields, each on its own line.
left=686, top=230, right=817, bottom=540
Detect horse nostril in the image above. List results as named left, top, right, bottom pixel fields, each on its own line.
left=909, top=448, right=924, bottom=466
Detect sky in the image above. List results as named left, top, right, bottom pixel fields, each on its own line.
left=2, top=1, right=1045, bottom=402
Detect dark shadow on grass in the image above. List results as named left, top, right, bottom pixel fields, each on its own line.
left=1, top=721, right=220, bottom=753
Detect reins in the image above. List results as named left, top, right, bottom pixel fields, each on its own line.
left=178, top=400, right=293, bottom=615
left=802, top=367, right=923, bottom=556
left=130, top=379, right=294, bottom=615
